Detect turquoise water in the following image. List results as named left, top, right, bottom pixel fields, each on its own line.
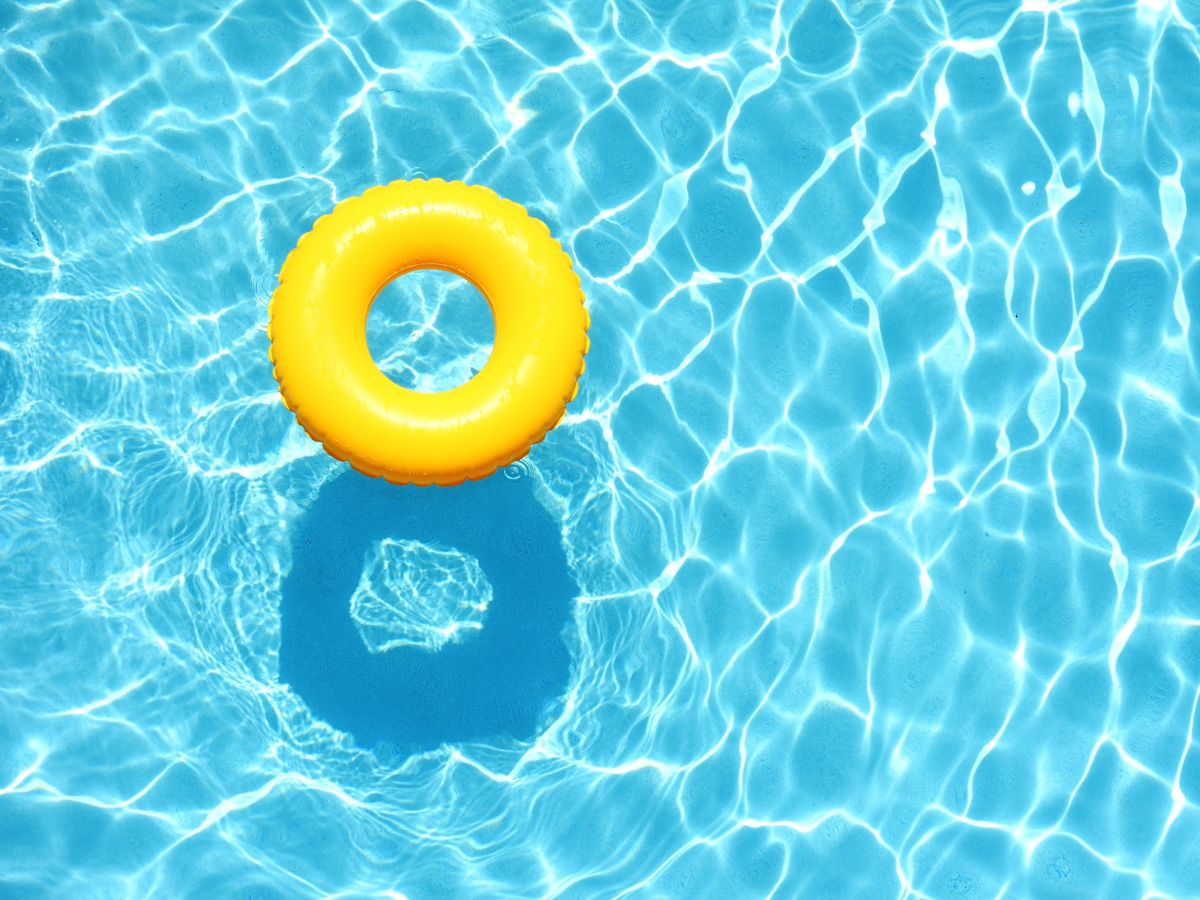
left=3, top=0, right=1200, bottom=896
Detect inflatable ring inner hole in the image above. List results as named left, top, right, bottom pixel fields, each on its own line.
left=365, top=268, right=496, bottom=393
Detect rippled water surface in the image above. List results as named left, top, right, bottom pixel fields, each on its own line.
left=4, top=0, right=1200, bottom=896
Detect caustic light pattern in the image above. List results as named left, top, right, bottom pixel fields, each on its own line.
left=2, top=0, right=1200, bottom=897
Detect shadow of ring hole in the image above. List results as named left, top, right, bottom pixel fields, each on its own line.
left=279, top=472, right=576, bottom=759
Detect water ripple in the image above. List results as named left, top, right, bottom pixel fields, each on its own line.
left=2, top=0, right=1200, bottom=896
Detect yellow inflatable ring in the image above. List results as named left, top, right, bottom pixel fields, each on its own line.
left=268, top=179, right=588, bottom=486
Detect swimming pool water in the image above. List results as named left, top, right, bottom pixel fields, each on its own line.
left=3, top=0, right=1200, bottom=896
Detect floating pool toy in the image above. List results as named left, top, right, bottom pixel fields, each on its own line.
left=268, top=179, right=589, bottom=486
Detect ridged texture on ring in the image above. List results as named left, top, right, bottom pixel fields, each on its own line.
left=268, top=179, right=589, bottom=486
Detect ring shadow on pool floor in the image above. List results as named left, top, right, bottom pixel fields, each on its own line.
left=279, top=471, right=577, bottom=757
